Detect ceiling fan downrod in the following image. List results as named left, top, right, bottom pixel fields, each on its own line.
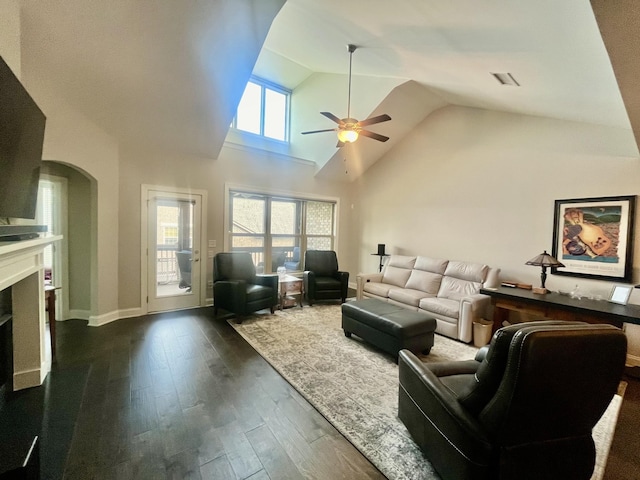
left=346, top=44, right=356, bottom=120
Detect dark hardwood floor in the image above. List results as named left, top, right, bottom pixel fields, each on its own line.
left=55, top=307, right=384, bottom=479
left=2, top=306, right=639, bottom=479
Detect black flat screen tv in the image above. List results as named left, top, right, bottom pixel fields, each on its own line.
left=0, top=55, right=46, bottom=220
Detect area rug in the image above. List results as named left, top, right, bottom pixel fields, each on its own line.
left=229, top=304, right=625, bottom=480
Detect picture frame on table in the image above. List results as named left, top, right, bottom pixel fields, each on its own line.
left=608, top=285, right=633, bottom=305
left=551, top=195, right=636, bottom=282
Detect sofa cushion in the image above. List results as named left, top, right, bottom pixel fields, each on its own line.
left=405, top=269, right=443, bottom=295
left=363, top=281, right=394, bottom=298
left=437, top=276, right=482, bottom=300
left=419, top=297, right=460, bottom=319
left=388, top=255, right=417, bottom=269
left=444, top=261, right=488, bottom=283
left=382, top=266, right=412, bottom=288
left=414, top=256, right=448, bottom=275
left=388, top=288, right=433, bottom=307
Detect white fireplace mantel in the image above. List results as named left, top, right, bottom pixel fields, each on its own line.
left=0, top=235, right=62, bottom=390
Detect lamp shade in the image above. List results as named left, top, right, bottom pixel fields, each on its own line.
left=525, top=250, right=565, bottom=268
left=337, top=129, right=358, bottom=143
left=526, top=250, right=564, bottom=293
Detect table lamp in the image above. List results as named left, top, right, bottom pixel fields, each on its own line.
left=526, top=250, right=564, bottom=294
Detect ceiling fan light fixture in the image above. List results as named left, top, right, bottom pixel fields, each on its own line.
left=300, top=44, right=391, bottom=145
left=337, top=129, right=358, bottom=143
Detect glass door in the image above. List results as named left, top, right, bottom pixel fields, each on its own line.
left=146, top=190, right=202, bottom=312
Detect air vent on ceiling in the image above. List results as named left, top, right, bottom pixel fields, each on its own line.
left=491, top=72, right=520, bottom=86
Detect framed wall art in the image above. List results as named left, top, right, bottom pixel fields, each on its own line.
left=551, top=195, right=636, bottom=282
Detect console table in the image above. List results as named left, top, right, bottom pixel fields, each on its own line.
left=480, top=286, right=640, bottom=332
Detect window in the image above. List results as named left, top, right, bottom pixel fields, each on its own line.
left=233, top=77, right=289, bottom=142
left=161, top=225, right=178, bottom=245
left=228, top=190, right=336, bottom=273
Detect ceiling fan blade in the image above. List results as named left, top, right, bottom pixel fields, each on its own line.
left=320, top=112, right=344, bottom=125
left=357, top=114, right=392, bottom=127
left=301, top=128, right=336, bottom=135
left=359, top=129, right=390, bottom=142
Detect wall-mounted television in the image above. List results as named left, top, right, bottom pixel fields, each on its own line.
left=0, top=55, right=46, bottom=221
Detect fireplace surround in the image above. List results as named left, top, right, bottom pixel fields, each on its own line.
left=0, top=235, right=62, bottom=393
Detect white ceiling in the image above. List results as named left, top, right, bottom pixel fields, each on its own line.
left=17, top=0, right=632, bottom=168
left=260, top=0, right=629, bottom=128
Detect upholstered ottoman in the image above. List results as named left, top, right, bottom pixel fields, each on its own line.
left=342, top=298, right=436, bottom=358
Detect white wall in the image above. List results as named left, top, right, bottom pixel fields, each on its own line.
left=1, top=3, right=121, bottom=323
left=117, top=142, right=354, bottom=311
left=0, top=0, right=20, bottom=76
left=355, top=105, right=640, bottom=291
left=354, top=104, right=640, bottom=356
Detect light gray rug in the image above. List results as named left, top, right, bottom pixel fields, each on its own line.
left=229, top=304, right=624, bottom=480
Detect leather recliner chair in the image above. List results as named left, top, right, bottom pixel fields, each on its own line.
left=303, top=250, right=349, bottom=305
left=213, top=252, right=278, bottom=321
left=398, top=321, right=627, bottom=480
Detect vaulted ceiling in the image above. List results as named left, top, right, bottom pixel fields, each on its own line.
left=17, top=0, right=637, bottom=181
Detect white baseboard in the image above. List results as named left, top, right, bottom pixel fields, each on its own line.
left=88, top=308, right=141, bottom=327
left=71, top=305, right=206, bottom=327
left=67, top=309, right=91, bottom=321
left=118, top=307, right=145, bottom=320
left=14, top=367, right=43, bottom=391
left=88, top=310, right=120, bottom=327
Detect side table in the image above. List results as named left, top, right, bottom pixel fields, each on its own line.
left=371, top=253, right=389, bottom=272
left=279, top=275, right=303, bottom=309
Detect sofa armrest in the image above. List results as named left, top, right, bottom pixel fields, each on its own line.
left=483, top=267, right=501, bottom=289
left=335, top=271, right=350, bottom=300
left=356, top=272, right=384, bottom=299
left=475, top=345, right=490, bottom=362
left=303, top=270, right=315, bottom=299
left=255, top=273, right=278, bottom=289
left=213, top=279, right=247, bottom=312
left=458, top=294, right=492, bottom=343
left=255, top=274, right=279, bottom=304
left=398, top=350, right=493, bottom=456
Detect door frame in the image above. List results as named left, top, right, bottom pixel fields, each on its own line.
left=38, top=173, right=69, bottom=321
left=140, top=184, right=208, bottom=314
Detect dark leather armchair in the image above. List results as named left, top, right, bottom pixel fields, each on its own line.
left=303, top=250, right=349, bottom=305
left=398, top=321, right=627, bottom=480
left=213, top=252, right=278, bottom=321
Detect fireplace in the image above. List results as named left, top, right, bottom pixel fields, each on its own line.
left=0, top=235, right=61, bottom=394
left=0, top=287, right=12, bottom=410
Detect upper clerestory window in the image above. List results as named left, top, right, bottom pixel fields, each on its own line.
left=232, top=77, right=290, bottom=143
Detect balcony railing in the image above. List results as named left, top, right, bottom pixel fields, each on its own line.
left=157, top=245, right=179, bottom=284
left=230, top=247, right=299, bottom=274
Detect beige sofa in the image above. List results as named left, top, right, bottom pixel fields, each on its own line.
left=356, top=255, right=500, bottom=343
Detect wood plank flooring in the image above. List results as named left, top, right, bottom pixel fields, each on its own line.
left=4, top=305, right=639, bottom=479
left=56, top=307, right=385, bottom=479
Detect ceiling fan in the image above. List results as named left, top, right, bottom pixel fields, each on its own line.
left=301, top=44, right=391, bottom=147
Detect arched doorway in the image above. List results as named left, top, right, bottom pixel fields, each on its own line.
left=40, top=161, right=94, bottom=321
